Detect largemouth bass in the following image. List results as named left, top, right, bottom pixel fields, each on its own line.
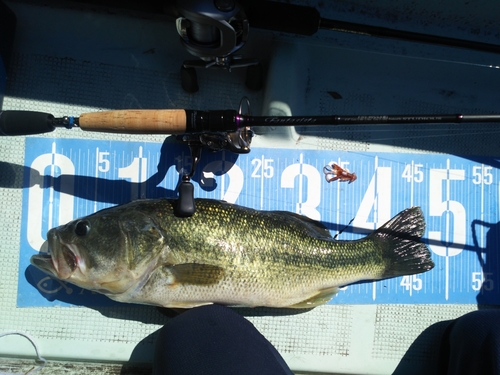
left=31, top=199, right=434, bottom=308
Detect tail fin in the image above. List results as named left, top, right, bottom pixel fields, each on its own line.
left=370, top=207, right=434, bottom=278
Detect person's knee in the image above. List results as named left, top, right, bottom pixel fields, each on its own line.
left=153, top=304, right=293, bottom=375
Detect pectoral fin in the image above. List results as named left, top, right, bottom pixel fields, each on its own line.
left=286, top=286, right=339, bottom=308
left=166, top=263, right=225, bottom=285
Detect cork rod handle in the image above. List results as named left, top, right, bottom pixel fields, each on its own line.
left=78, top=109, right=187, bottom=134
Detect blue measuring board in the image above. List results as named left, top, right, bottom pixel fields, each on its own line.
left=17, top=137, right=500, bottom=307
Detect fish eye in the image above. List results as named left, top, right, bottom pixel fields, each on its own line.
left=75, top=220, right=90, bottom=236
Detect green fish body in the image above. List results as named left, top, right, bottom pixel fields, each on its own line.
left=31, top=199, right=434, bottom=308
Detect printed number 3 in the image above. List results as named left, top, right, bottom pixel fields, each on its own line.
left=281, top=155, right=321, bottom=220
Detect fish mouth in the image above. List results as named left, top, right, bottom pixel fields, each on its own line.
left=30, top=231, right=79, bottom=280
left=30, top=249, right=57, bottom=276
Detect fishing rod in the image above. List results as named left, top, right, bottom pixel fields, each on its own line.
left=2, top=107, right=500, bottom=137
left=244, top=1, right=500, bottom=55
left=2, top=103, right=500, bottom=215
left=172, top=0, right=500, bottom=91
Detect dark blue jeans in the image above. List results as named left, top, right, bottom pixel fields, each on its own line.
left=153, top=304, right=293, bottom=375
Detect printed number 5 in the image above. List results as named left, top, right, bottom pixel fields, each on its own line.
left=428, top=165, right=466, bottom=256
left=97, top=150, right=110, bottom=173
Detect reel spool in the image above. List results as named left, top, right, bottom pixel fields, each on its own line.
left=175, top=0, right=263, bottom=92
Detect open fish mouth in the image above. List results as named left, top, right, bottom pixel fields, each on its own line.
left=30, top=249, right=57, bottom=277
left=59, top=244, right=78, bottom=273
left=30, top=239, right=78, bottom=280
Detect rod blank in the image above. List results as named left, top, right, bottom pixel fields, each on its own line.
left=240, top=114, right=500, bottom=127
left=244, top=1, right=500, bottom=55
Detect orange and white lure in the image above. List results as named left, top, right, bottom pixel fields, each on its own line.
left=323, top=163, right=357, bottom=184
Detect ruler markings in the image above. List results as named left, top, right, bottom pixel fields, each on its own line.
left=16, top=138, right=500, bottom=307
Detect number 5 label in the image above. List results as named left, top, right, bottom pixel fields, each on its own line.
left=428, top=161, right=466, bottom=256
left=428, top=159, right=466, bottom=300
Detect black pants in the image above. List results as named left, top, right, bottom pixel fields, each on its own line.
left=438, top=309, right=500, bottom=375
left=154, top=305, right=500, bottom=375
left=153, top=304, right=293, bottom=375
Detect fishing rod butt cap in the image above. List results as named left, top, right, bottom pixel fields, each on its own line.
left=0, top=110, right=55, bottom=136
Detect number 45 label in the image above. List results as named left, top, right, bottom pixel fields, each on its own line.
left=400, top=275, right=423, bottom=293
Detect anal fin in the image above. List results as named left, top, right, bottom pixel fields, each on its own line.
left=164, top=301, right=214, bottom=309
left=286, top=286, right=339, bottom=309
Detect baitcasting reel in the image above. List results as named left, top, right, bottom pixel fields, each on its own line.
left=175, top=97, right=253, bottom=217
left=175, top=0, right=263, bottom=93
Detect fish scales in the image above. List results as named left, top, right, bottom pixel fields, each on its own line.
left=157, top=200, right=383, bottom=305
left=30, top=198, right=434, bottom=308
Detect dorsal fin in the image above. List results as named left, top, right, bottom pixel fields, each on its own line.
left=196, top=199, right=333, bottom=239
left=271, top=211, right=333, bottom=239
